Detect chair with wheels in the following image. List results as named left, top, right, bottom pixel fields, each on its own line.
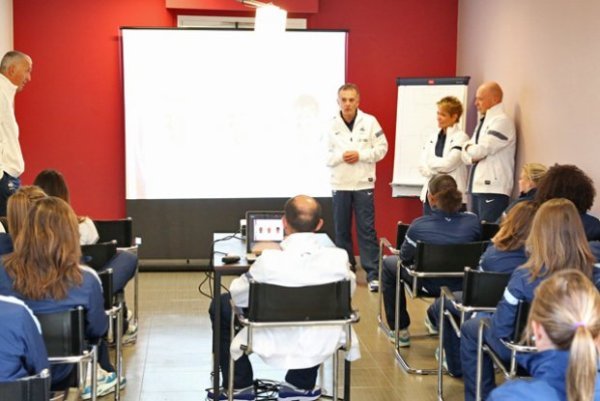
left=0, top=369, right=51, bottom=401
left=377, top=222, right=409, bottom=333
left=436, top=268, right=511, bottom=400
left=35, top=307, right=99, bottom=401
left=229, top=280, right=360, bottom=401
left=394, top=240, right=489, bottom=375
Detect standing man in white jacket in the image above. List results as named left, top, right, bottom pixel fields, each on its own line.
left=327, top=83, right=388, bottom=292
left=461, top=82, right=516, bottom=222
left=0, top=51, right=32, bottom=216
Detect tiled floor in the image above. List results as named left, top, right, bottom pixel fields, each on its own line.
left=107, top=270, right=466, bottom=400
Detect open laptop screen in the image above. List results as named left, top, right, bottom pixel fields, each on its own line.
left=246, top=211, right=285, bottom=254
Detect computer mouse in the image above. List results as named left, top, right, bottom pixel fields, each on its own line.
left=221, top=254, right=241, bottom=264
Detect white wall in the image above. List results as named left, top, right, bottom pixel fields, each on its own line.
left=457, top=0, right=600, bottom=213
left=0, top=0, right=13, bottom=56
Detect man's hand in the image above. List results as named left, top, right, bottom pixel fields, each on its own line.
left=343, top=151, right=359, bottom=164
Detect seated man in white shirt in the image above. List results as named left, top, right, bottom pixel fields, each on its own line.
left=208, top=195, right=358, bottom=401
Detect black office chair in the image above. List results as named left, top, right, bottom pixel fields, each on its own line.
left=93, top=218, right=140, bottom=325
left=35, top=307, right=99, bottom=401
left=377, top=222, right=409, bottom=333
left=394, top=241, right=489, bottom=374
left=0, top=369, right=51, bottom=401
left=229, top=280, right=359, bottom=401
left=437, top=268, right=511, bottom=400
left=475, top=301, right=535, bottom=401
left=81, top=241, right=118, bottom=270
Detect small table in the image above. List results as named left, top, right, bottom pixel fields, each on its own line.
left=210, top=232, right=334, bottom=399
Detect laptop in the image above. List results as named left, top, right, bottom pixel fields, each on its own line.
left=245, top=210, right=285, bottom=256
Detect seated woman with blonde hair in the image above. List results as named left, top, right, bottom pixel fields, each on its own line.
left=0, top=197, right=119, bottom=396
left=0, top=186, right=46, bottom=255
left=488, top=269, right=600, bottom=401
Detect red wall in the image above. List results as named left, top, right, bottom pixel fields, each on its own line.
left=13, top=0, right=457, bottom=243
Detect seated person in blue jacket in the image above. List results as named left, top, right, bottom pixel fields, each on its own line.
left=534, top=164, right=600, bottom=241
left=381, top=174, right=481, bottom=346
left=499, top=162, right=547, bottom=221
left=0, top=294, right=48, bottom=382
left=489, top=269, right=600, bottom=401
left=429, top=200, right=537, bottom=372
left=208, top=195, right=358, bottom=401
left=34, top=169, right=137, bottom=295
left=0, top=197, right=120, bottom=398
left=458, top=198, right=600, bottom=401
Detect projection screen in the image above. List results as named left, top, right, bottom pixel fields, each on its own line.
left=122, top=28, right=347, bottom=200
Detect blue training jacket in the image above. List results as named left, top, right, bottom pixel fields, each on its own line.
left=0, top=262, right=108, bottom=384
left=479, top=245, right=527, bottom=274
left=582, top=213, right=600, bottom=241
left=490, top=265, right=600, bottom=341
left=400, top=209, right=482, bottom=264
left=489, top=350, right=600, bottom=401
left=0, top=295, right=49, bottom=381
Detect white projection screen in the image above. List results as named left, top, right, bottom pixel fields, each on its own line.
left=122, top=28, right=347, bottom=200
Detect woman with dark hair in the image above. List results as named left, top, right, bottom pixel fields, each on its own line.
left=0, top=197, right=119, bottom=396
left=489, top=269, right=600, bottom=401
left=459, top=198, right=600, bottom=401
left=430, top=200, right=538, bottom=375
left=534, top=164, right=600, bottom=240
left=381, top=174, right=481, bottom=346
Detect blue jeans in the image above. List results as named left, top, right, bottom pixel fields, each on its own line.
left=105, top=250, right=138, bottom=293
left=332, top=189, right=379, bottom=281
left=471, top=193, right=509, bottom=223
left=0, top=171, right=20, bottom=217
left=460, top=316, right=511, bottom=401
left=428, top=291, right=473, bottom=377
left=382, top=256, right=462, bottom=330
left=209, top=294, right=319, bottom=390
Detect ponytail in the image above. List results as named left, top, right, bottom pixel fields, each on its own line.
left=567, top=324, right=598, bottom=401
left=428, top=174, right=462, bottom=213
left=526, top=269, right=600, bottom=401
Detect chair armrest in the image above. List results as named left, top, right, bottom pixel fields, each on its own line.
left=379, top=237, right=399, bottom=256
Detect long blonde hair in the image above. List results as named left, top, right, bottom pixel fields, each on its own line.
left=525, top=269, right=600, bottom=401
left=4, top=197, right=82, bottom=300
left=492, top=201, right=537, bottom=251
left=522, top=198, right=594, bottom=281
left=6, top=186, right=46, bottom=239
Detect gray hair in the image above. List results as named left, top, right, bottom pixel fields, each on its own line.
left=0, top=51, right=30, bottom=73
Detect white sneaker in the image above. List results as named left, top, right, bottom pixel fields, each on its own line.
left=81, top=368, right=118, bottom=400
left=368, top=280, right=380, bottom=292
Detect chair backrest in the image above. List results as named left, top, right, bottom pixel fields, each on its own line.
left=81, top=241, right=117, bottom=270
left=511, top=300, right=531, bottom=342
left=396, top=222, right=409, bottom=249
left=414, top=241, right=488, bottom=273
left=462, top=268, right=511, bottom=308
left=93, top=218, right=133, bottom=248
left=480, top=222, right=500, bottom=241
left=97, top=269, right=115, bottom=310
left=247, top=280, right=352, bottom=322
left=0, top=369, right=51, bottom=401
left=35, top=308, right=85, bottom=358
